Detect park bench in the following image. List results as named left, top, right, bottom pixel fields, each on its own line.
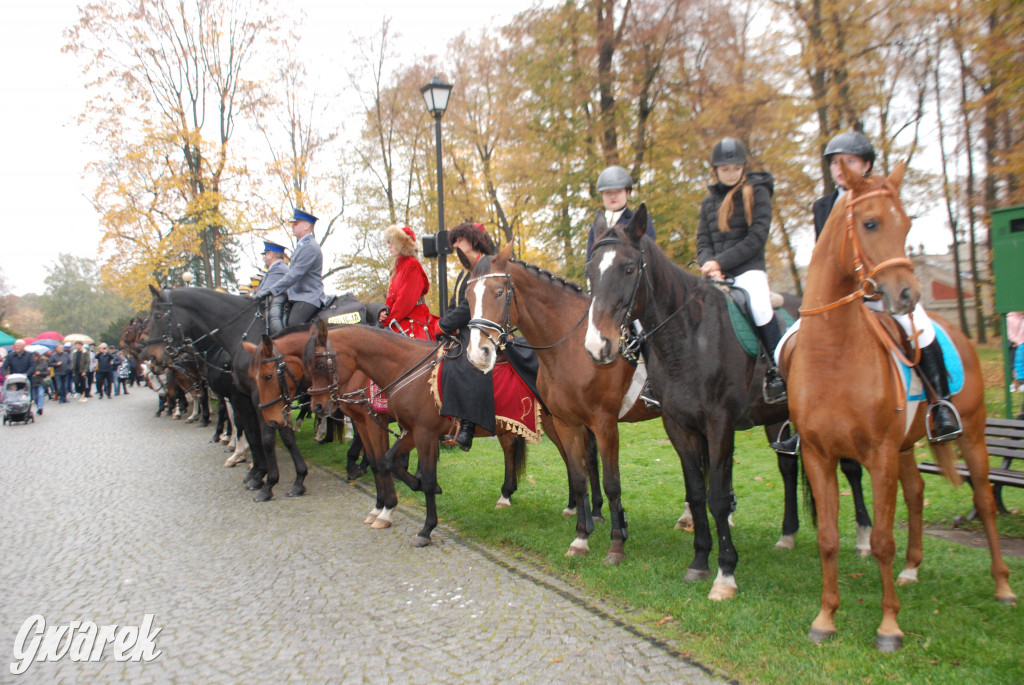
left=918, top=416, right=1024, bottom=521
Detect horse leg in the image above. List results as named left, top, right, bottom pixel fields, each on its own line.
left=199, top=385, right=211, bottom=427
left=866, top=458, right=903, bottom=651
left=593, top=422, right=626, bottom=565
left=496, top=433, right=518, bottom=508
left=775, top=451, right=799, bottom=549
left=253, top=421, right=280, bottom=502
left=551, top=417, right=594, bottom=557
left=236, top=399, right=264, bottom=489
left=410, top=438, right=440, bottom=547
left=706, top=424, right=739, bottom=601
left=662, top=417, right=713, bottom=581
left=278, top=426, right=308, bottom=497
left=840, top=457, right=873, bottom=557
left=803, top=448, right=842, bottom=644
left=364, top=420, right=399, bottom=529
left=585, top=428, right=604, bottom=522
left=954, top=428, right=1017, bottom=604
left=896, top=447, right=924, bottom=586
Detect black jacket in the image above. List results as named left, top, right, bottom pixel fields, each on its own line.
left=2, top=350, right=34, bottom=377
left=812, top=190, right=840, bottom=241
left=696, top=171, right=774, bottom=277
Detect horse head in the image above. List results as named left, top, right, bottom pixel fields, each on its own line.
left=818, top=159, right=918, bottom=315
left=146, top=284, right=177, bottom=366
left=584, top=204, right=651, bottom=364
left=466, top=241, right=518, bottom=374
left=242, top=334, right=303, bottom=428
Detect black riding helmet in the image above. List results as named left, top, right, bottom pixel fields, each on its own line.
left=710, top=137, right=747, bottom=166
left=823, top=131, right=875, bottom=168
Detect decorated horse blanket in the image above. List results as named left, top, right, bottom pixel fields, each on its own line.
left=429, top=358, right=543, bottom=444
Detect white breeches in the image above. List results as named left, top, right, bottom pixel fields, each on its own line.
left=864, top=300, right=936, bottom=347
left=732, top=270, right=773, bottom=327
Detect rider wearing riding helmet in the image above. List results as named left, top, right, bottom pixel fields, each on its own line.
left=379, top=225, right=434, bottom=340
left=772, top=131, right=961, bottom=453
left=696, top=137, right=787, bottom=404
left=585, top=165, right=655, bottom=261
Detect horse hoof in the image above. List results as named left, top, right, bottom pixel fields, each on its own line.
left=875, top=633, right=903, bottom=652
left=566, top=539, right=589, bottom=557
left=562, top=507, right=576, bottom=517
left=708, top=583, right=737, bottom=601
left=371, top=518, right=392, bottom=530
left=675, top=522, right=695, bottom=533
left=897, top=568, right=918, bottom=585
left=808, top=627, right=836, bottom=644
left=411, top=535, right=431, bottom=548
left=775, top=535, right=796, bottom=550
left=253, top=490, right=273, bottom=503
left=287, top=486, right=306, bottom=497
left=997, top=594, right=1018, bottom=606
left=223, top=460, right=236, bottom=468
left=592, top=514, right=605, bottom=523
left=683, top=568, right=712, bottom=583
left=495, top=496, right=511, bottom=508
left=604, top=552, right=625, bottom=565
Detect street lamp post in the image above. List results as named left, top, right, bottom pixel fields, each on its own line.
left=420, top=76, right=453, bottom=315
left=181, top=271, right=195, bottom=287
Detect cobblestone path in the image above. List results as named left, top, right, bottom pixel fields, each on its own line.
left=0, top=391, right=728, bottom=683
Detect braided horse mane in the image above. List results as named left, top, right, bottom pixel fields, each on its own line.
left=505, top=258, right=584, bottom=294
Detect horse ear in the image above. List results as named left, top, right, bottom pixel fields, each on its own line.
left=241, top=341, right=256, bottom=354
left=888, top=159, right=906, bottom=191
left=455, top=247, right=473, bottom=271
left=627, top=204, right=649, bottom=242
left=261, top=334, right=274, bottom=355
left=842, top=159, right=870, bottom=194
left=316, top=318, right=328, bottom=346
left=496, top=241, right=514, bottom=266
left=149, top=284, right=164, bottom=301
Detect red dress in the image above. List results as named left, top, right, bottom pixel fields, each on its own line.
left=382, top=255, right=435, bottom=340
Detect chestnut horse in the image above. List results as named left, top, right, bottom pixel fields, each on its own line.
left=241, top=327, right=400, bottom=528
left=785, top=160, right=1015, bottom=650
left=304, top=320, right=562, bottom=547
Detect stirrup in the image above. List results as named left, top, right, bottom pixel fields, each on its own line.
left=638, top=380, right=661, bottom=410
left=926, top=399, right=963, bottom=443
left=771, top=420, right=800, bottom=455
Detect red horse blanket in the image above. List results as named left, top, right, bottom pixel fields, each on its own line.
left=430, top=358, right=543, bottom=444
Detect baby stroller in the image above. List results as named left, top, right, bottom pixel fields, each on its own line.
left=2, top=374, right=35, bottom=425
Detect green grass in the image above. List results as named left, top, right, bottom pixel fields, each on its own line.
left=289, top=342, right=1024, bottom=684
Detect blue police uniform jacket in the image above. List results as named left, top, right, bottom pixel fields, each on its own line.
left=270, top=235, right=325, bottom=306
left=255, top=260, right=288, bottom=298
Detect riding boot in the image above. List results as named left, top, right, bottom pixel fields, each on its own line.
left=756, top=316, right=787, bottom=405
left=770, top=420, right=800, bottom=456
left=455, top=420, right=475, bottom=452
left=918, top=339, right=962, bottom=442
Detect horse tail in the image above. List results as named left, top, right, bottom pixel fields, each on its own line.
left=513, top=434, right=528, bottom=482
left=927, top=440, right=963, bottom=487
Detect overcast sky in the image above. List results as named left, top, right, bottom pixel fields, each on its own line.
left=0, top=0, right=538, bottom=296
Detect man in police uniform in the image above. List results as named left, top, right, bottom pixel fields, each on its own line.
left=268, top=209, right=324, bottom=326
left=254, top=240, right=288, bottom=298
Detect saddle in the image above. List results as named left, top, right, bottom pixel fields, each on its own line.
left=721, top=286, right=794, bottom=358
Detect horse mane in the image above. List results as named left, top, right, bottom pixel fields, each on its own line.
left=502, top=258, right=585, bottom=294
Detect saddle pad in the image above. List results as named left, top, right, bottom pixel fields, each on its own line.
left=900, top=324, right=964, bottom=401
left=430, top=359, right=543, bottom=444
left=725, top=297, right=795, bottom=358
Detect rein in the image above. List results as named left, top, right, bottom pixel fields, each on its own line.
left=799, top=187, right=913, bottom=317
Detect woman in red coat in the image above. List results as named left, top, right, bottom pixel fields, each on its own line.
left=379, top=224, right=434, bottom=340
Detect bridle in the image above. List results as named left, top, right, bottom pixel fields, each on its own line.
left=256, top=342, right=304, bottom=427
left=799, top=185, right=914, bottom=317
left=466, top=270, right=590, bottom=353
left=588, top=235, right=702, bottom=362
left=145, top=290, right=260, bottom=374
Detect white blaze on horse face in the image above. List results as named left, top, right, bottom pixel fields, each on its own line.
left=467, top=278, right=495, bottom=372
left=584, top=250, right=618, bottom=361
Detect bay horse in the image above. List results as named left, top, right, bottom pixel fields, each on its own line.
left=147, top=286, right=308, bottom=501
left=582, top=206, right=800, bottom=599
left=241, top=326, right=401, bottom=528
left=304, top=320, right=559, bottom=547
left=784, top=159, right=1015, bottom=650
left=463, top=245, right=865, bottom=572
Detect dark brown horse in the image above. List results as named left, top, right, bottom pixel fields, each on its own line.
left=785, top=160, right=1015, bottom=650
left=304, top=320, right=559, bottom=546
left=241, top=326, right=399, bottom=528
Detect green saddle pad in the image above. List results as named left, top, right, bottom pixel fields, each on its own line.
left=725, top=297, right=795, bottom=357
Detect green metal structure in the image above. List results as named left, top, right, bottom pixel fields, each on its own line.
left=990, top=204, right=1024, bottom=418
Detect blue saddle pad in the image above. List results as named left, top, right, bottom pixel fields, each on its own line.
left=901, top=325, right=964, bottom=401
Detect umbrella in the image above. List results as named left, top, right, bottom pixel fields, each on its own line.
left=33, top=339, right=59, bottom=349
left=25, top=344, right=51, bottom=354
left=64, top=333, right=95, bottom=345
left=36, top=331, right=64, bottom=341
